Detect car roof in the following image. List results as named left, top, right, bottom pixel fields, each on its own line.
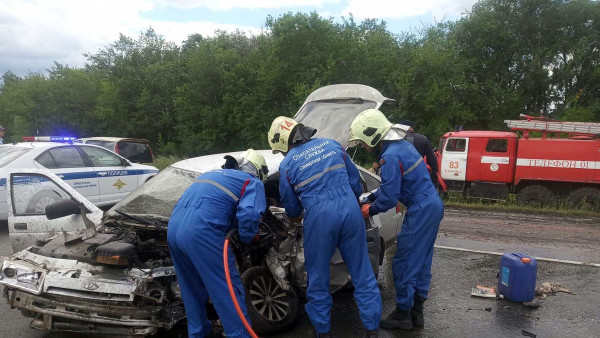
left=10, top=142, right=64, bottom=149
left=77, top=137, right=150, bottom=143
left=7, top=142, right=137, bottom=156
left=170, top=150, right=284, bottom=174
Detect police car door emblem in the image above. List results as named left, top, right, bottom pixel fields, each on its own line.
left=113, top=179, right=126, bottom=190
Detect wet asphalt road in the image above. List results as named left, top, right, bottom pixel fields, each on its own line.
left=267, top=248, right=600, bottom=338
left=1, top=209, right=599, bottom=338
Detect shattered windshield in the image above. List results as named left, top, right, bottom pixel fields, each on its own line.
left=0, top=146, right=31, bottom=167
left=105, top=166, right=198, bottom=222
left=295, top=100, right=377, bottom=147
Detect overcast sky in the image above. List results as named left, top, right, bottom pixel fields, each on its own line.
left=0, top=0, right=478, bottom=77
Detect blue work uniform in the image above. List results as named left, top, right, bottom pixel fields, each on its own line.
left=279, top=138, right=382, bottom=334
left=368, top=140, right=444, bottom=311
left=167, top=169, right=266, bottom=338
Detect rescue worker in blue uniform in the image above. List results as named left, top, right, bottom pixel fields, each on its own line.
left=349, top=109, right=444, bottom=330
left=267, top=116, right=382, bottom=338
left=167, top=149, right=268, bottom=338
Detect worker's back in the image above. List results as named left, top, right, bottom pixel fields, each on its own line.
left=279, top=137, right=362, bottom=212
left=171, top=169, right=257, bottom=233
left=378, top=140, right=437, bottom=207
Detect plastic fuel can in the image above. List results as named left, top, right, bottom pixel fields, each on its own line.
left=498, top=253, right=537, bottom=302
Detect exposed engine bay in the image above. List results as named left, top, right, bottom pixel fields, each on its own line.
left=1, top=161, right=382, bottom=335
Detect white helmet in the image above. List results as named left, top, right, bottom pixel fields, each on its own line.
left=268, top=116, right=298, bottom=154
left=223, top=149, right=269, bottom=182
left=349, top=109, right=392, bottom=148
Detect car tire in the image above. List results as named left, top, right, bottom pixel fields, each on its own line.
left=241, top=266, right=299, bottom=334
left=567, top=187, right=600, bottom=211
left=516, top=185, right=554, bottom=207
left=25, top=190, right=62, bottom=214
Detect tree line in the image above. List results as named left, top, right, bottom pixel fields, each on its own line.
left=1, top=0, right=598, bottom=157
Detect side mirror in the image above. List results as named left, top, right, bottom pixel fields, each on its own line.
left=46, top=199, right=81, bottom=220
left=122, top=158, right=132, bottom=167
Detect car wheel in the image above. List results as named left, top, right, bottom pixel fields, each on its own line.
left=25, top=190, right=62, bottom=214
left=241, top=266, right=299, bottom=334
left=567, top=187, right=600, bottom=211
left=516, top=185, right=554, bottom=207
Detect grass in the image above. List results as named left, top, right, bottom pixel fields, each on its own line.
left=153, top=155, right=186, bottom=171
left=443, top=191, right=600, bottom=218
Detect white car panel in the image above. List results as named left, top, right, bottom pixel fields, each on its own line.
left=6, top=169, right=103, bottom=252
left=0, top=142, right=159, bottom=221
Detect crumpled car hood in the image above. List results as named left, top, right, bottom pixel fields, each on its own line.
left=294, top=84, right=396, bottom=148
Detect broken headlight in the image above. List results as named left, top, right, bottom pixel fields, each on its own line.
left=0, top=260, right=46, bottom=294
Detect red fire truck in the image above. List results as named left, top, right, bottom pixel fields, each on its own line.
left=436, top=116, right=600, bottom=209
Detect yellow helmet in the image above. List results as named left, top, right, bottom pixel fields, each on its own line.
left=223, top=149, right=269, bottom=182
left=349, top=109, right=392, bottom=148
left=268, top=116, right=298, bottom=154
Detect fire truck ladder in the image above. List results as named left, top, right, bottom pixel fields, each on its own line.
left=505, top=119, right=600, bottom=136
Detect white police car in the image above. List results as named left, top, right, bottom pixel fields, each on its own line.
left=0, top=138, right=159, bottom=221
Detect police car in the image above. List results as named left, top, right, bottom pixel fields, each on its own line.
left=0, top=137, right=159, bottom=221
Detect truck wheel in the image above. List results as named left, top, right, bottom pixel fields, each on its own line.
left=567, top=187, right=600, bottom=210
left=516, top=185, right=554, bottom=207
left=241, top=266, right=299, bottom=334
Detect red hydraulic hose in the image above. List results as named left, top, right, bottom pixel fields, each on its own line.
left=223, top=238, right=259, bottom=338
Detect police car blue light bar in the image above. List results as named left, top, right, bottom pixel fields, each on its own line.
left=22, top=136, right=76, bottom=142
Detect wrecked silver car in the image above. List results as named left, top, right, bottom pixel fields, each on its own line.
left=0, top=84, right=403, bottom=335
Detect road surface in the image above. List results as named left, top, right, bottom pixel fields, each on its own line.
left=0, top=207, right=598, bottom=337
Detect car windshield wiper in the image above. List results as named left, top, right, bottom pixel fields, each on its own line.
left=114, top=209, right=168, bottom=228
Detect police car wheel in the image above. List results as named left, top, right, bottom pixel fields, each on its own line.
left=241, top=266, right=299, bottom=334
left=25, top=190, right=62, bottom=214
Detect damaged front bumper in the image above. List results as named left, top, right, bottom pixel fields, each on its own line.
left=0, top=249, right=183, bottom=335
left=5, top=288, right=164, bottom=335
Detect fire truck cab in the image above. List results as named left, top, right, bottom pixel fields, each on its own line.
left=437, top=118, right=600, bottom=209
left=438, top=131, right=518, bottom=200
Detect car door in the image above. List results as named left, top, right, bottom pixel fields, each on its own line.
left=358, top=167, right=402, bottom=245
left=34, top=146, right=100, bottom=203
left=6, top=169, right=103, bottom=253
left=441, top=137, right=469, bottom=182
left=78, top=145, right=137, bottom=205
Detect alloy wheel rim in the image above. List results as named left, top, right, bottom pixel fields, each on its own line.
left=249, top=275, right=289, bottom=322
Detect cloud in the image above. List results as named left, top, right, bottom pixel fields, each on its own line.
left=0, top=0, right=478, bottom=76
left=341, top=0, right=477, bottom=20
left=155, top=0, right=341, bottom=11
left=0, top=0, right=261, bottom=76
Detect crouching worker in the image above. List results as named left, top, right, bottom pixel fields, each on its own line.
left=167, top=149, right=268, bottom=337
left=268, top=116, right=382, bottom=338
left=349, top=109, right=444, bottom=330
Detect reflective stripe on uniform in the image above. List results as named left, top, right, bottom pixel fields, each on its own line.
left=195, top=179, right=239, bottom=201
left=403, top=157, right=423, bottom=176
left=294, top=163, right=346, bottom=191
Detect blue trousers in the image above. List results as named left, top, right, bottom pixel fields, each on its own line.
left=168, top=205, right=251, bottom=338
left=303, top=196, right=382, bottom=333
left=393, top=194, right=444, bottom=310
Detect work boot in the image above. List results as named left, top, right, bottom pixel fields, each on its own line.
left=365, top=328, right=379, bottom=337
left=380, top=308, right=413, bottom=330
left=312, top=331, right=331, bottom=338
left=411, top=294, right=426, bottom=327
